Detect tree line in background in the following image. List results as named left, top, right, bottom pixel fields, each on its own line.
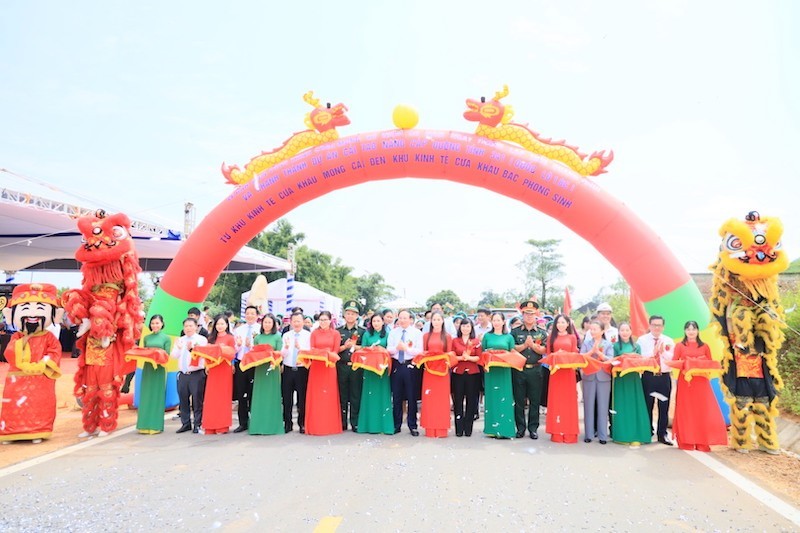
left=139, top=220, right=800, bottom=416
left=205, top=220, right=394, bottom=316
left=200, top=226, right=633, bottom=323
left=130, top=224, right=800, bottom=418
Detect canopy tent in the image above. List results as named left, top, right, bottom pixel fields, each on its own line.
left=241, top=278, right=342, bottom=319
left=0, top=183, right=289, bottom=274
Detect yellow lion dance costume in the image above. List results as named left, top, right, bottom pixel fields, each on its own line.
left=709, top=211, right=788, bottom=454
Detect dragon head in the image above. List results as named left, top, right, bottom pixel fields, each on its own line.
left=464, top=85, right=514, bottom=127
left=75, top=210, right=135, bottom=266
left=717, top=211, right=788, bottom=280
left=303, top=91, right=350, bottom=133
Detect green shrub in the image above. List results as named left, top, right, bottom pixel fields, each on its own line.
left=779, top=350, right=800, bottom=415
left=778, top=288, right=800, bottom=415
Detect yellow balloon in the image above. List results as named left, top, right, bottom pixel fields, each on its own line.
left=392, top=104, right=419, bottom=130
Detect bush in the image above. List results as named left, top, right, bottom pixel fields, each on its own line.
left=779, top=350, right=800, bottom=415
left=778, top=288, right=800, bottom=415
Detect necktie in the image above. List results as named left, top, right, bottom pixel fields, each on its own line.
left=399, top=329, right=406, bottom=363
left=653, top=337, right=661, bottom=368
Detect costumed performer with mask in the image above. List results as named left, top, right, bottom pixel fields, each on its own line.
left=0, top=283, right=63, bottom=444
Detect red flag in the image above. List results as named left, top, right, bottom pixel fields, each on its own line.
left=563, top=287, right=572, bottom=317
left=629, top=289, right=649, bottom=338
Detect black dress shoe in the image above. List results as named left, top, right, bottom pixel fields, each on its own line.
left=658, top=437, right=674, bottom=446
left=351, top=426, right=358, bottom=432
left=456, top=431, right=463, bottom=437
left=192, top=427, right=199, bottom=434
left=464, top=431, right=472, bottom=437
left=176, top=424, right=191, bottom=434
left=515, top=430, right=525, bottom=439
left=584, top=438, right=592, bottom=443
left=299, top=426, right=305, bottom=434
left=233, top=425, right=248, bottom=433
left=599, top=440, right=607, bottom=445
left=394, top=428, right=401, bottom=434
left=284, top=425, right=293, bottom=433
left=530, top=432, right=538, bottom=440
left=410, top=429, right=419, bottom=437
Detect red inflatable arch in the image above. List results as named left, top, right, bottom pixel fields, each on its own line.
left=150, top=129, right=706, bottom=338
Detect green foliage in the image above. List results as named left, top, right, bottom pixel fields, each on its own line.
left=138, top=273, right=159, bottom=316
left=589, top=278, right=631, bottom=324
left=518, top=238, right=564, bottom=310
left=426, top=290, right=468, bottom=314
left=205, top=219, right=394, bottom=317
left=207, top=219, right=304, bottom=313
left=354, top=273, right=394, bottom=314
left=786, top=257, right=800, bottom=274
left=779, top=351, right=800, bottom=415
left=295, top=246, right=355, bottom=299
left=476, top=290, right=526, bottom=309
left=778, top=287, right=800, bottom=415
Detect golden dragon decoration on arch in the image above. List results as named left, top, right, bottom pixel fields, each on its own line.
left=464, top=85, right=613, bottom=177
left=221, top=91, right=350, bottom=185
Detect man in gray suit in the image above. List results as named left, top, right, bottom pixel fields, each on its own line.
left=580, top=320, right=614, bottom=444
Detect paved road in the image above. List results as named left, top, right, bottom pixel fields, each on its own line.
left=1, top=417, right=798, bottom=532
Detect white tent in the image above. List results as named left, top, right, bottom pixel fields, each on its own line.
left=241, top=278, right=342, bottom=319
left=0, top=176, right=289, bottom=274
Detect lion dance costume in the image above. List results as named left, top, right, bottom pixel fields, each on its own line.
left=709, top=211, right=788, bottom=454
left=1, top=283, right=63, bottom=443
left=62, top=211, right=143, bottom=436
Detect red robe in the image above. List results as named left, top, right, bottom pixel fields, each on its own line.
left=202, top=334, right=235, bottom=434
left=420, top=332, right=453, bottom=438
left=305, top=328, right=342, bottom=436
left=545, top=334, right=579, bottom=443
left=672, top=341, right=728, bottom=450
left=1, top=331, right=62, bottom=441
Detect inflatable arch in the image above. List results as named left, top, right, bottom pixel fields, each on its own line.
left=149, top=127, right=706, bottom=339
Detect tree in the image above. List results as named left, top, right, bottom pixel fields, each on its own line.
left=477, top=290, right=505, bottom=308
left=591, top=277, right=631, bottom=324
left=354, top=273, right=394, bottom=313
left=206, top=219, right=305, bottom=314
left=519, top=238, right=565, bottom=310
left=294, top=246, right=362, bottom=303
left=138, top=273, right=160, bottom=315
left=476, top=289, right=527, bottom=309
left=425, top=290, right=468, bottom=314
left=205, top=218, right=384, bottom=316
left=778, top=286, right=800, bottom=415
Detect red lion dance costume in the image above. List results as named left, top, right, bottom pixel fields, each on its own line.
left=62, top=210, right=143, bottom=437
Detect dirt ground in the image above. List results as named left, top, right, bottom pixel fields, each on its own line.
left=712, top=409, right=800, bottom=507
left=1, top=359, right=799, bottom=508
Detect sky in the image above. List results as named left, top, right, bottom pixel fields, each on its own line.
left=1, top=1, right=798, bottom=309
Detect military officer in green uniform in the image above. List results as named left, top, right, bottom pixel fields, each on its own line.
left=511, top=300, right=547, bottom=439
left=337, top=300, right=366, bottom=431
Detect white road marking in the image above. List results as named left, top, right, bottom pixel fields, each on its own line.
left=0, top=424, right=138, bottom=479
left=686, top=450, right=800, bottom=527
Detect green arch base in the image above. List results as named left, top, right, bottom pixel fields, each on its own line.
left=644, top=280, right=708, bottom=338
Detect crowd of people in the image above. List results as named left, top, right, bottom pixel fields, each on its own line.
left=133, top=300, right=729, bottom=451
